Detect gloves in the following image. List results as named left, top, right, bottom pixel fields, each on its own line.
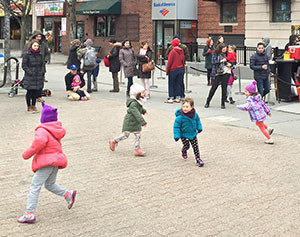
left=207, top=49, right=211, bottom=53
left=174, top=138, right=179, bottom=142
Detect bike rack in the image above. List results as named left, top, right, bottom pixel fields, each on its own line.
left=0, top=57, right=20, bottom=88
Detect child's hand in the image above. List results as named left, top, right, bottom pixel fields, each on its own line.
left=143, top=124, right=147, bottom=127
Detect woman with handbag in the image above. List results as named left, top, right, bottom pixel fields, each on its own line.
left=137, top=41, right=153, bottom=99
left=119, top=40, right=138, bottom=96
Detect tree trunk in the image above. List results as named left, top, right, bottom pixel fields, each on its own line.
left=69, top=0, right=77, bottom=41
left=20, top=16, right=27, bottom=54
left=4, top=0, right=11, bottom=83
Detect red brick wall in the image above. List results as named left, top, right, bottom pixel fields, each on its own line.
left=60, top=0, right=153, bottom=56
left=198, top=0, right=245, bottom=38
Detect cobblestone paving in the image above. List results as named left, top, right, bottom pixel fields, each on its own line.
left=1, top=91, right=300, bottom=236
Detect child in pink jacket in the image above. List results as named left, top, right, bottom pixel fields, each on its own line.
left=18, top=102, right=76, bottom=224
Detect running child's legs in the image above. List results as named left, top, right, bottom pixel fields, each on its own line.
left=181, top=137, right=200, bottom=158
left=134, top=132, right=141, bottom=149
left=27, top=166, right=67, bottom=212
left=190, top=137, right=200, bottom=158
left=256, top=121, right=270, bottom=139
left=181, top=138, right=190, bottom=154
left=114, top=131, right=130, bottom=143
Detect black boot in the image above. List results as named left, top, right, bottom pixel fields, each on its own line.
left=225, top=97, right=229, bottom=103
left=221, top=103, right=225, bottom=109
left=229, top=97, right=235, bottom=104
left=204, top=99, right=210, bottom=108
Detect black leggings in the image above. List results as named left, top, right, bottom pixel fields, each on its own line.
left=207, top=69, right=212, bottom=81
left=181, top=137, right=200, bottom=159
left=26, top=89, right=38, bottom=107
left=206, top=73, right=230, bottom=105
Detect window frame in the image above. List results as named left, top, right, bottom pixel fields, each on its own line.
left=220, top=0, right=237, bottom=24
left=94, top=15, right=116, bottom=37
left=272, top=0, right=291, bottom=22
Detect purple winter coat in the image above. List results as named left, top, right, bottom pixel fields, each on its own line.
left=237, top=94, right=271, bottom=122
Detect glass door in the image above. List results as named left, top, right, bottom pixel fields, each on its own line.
left=76, top=21, right=85, bottom=43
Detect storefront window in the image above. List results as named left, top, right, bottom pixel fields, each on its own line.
left=180, top=21, right=197, bottom=44
left=221, top=0, right=237, bottom=23
left=272, top=0, right=291, bottom=22
left=95, top=16, right=115, bottom=37
left=43, top=17, right=53, bottom=32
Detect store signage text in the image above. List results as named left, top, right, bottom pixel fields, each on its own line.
left=153, top=2, right=175, bottom=7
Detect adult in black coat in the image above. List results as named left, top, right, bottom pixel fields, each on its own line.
left=284, top=35, right=298, bottom=51
left=67, top=39, right=81, bottom=70
left=137, top=41, right=153, bottom=99
left=22, top=40, right=45, bottom=113
left=250, top=42, right=270, bottom=97
left=108, top=39, right=122, bottom=92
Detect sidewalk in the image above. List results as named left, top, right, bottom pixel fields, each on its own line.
left=1, top=86, right=300, bottom=236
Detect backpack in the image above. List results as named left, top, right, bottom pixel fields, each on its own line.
left=83, top=47, right=97, bottom=67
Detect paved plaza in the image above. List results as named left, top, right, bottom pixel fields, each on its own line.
left=1, top=54, right=300, bottom=236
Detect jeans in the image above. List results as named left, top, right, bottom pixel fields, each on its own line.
left=256, top=78, right=270, bottom=97
left=127, top=77, right=133, bottom=96
left=84, top=70, right=93, bottom=92
left=206, top=73, right=230, bottom=105
left=168, top=68, right=184, bottom=99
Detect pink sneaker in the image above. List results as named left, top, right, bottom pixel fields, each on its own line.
left=65, top=190, right=77, bottom=209
left=17, top=213, right=36, bottom=223
left=134, top=148, right=146, bottom=156
left=81, top=97, right=88, bottom=101
left=109, top=140, right=117, bottom=151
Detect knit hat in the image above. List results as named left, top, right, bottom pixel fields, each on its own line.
left=172, top=34, right=180, bottom=40
left=130, top=83, right=145, bottom=98
left=40, top=102, right=58, bottom=124
left=245, top=81, right=257, bottom=93
left=171, top=38, right=180, bottom=47
left=84, top=38, right=93, bottom=47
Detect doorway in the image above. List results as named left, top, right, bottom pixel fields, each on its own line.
left=54, top=22, right=62, bottom=52
left=76, top=21, right=85, bottom=43
left=154, top=20, right=175, bottom=63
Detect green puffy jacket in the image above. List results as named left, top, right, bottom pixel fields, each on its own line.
left=122, top=99, right=147, bottom=132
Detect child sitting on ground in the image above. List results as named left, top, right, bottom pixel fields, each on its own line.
left=18, top=102, right=76, bottom=224
left=71, top=74, right=88, bottom=101
left=173, top=98, right=204, bottom=167
left=109, top=83, right=147, bottom=156
left=237, top=81, right=274, bottom=144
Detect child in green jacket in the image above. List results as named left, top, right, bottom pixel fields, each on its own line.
left=109, top=83, right=147, bottom=156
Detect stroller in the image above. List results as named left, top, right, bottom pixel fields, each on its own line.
left=8, top=78, right=24, bottom=97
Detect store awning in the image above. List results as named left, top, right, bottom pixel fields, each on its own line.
left=76, top=0, right=121, bottom=15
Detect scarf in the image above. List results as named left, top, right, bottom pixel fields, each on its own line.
left=29, top=48, right=41, bottom=55
left=181, top=108, right=195, bottom=119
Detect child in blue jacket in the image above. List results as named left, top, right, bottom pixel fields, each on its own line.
left=173, top=98, right=204, bottom=167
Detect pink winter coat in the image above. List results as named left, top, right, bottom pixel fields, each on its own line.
left=22, top=121, right=68, bottom=172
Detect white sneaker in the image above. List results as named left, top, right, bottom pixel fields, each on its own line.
left=264, top=138, right=274, bottom=144
left=268, top=127, right=274, bottom=135
left=174, top=98, right=181, bottom=103
left=67, top=96, right=73, bottom=101
left=164, top=98, right=174, bottom=103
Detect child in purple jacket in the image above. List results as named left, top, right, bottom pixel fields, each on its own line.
left=237, top=81, right=274, bottom=144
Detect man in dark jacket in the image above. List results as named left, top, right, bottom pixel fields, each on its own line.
left=107, top=39, right=122, bottom=92
left=250, top=42, right=270, bottom=97
left=166, top=35, right=190, bottom=61
left=284, top=35, right=299, bottom=51
left=67, top=39, right=81, bottom=70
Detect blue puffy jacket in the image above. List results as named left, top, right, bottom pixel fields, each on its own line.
left=173, top=109, right=202, bottom=140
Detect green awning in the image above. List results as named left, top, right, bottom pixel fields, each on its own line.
left=76, top=0, right=121, bottom=15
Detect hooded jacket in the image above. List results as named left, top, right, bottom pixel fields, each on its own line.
left=263, top=38, right=272, bottom=60
left=237, top=94, right=271, bottom=122
left=122, top=98, right=147, bottom=132
left=109, top=42, right=122, bottom=73
left=166, top=47, right=185, bottom=75
left=250, top=51, right=270, bottom=80
left=25, top=30, right=50, bottom=63
left=22, top=121, right=68, bottom=172
left=67, top=45, right=81, bottom=69
left=173, top=109, right=202, bottom=140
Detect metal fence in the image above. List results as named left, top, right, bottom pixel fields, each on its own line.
left=187, top=44, right=285, bottom=66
